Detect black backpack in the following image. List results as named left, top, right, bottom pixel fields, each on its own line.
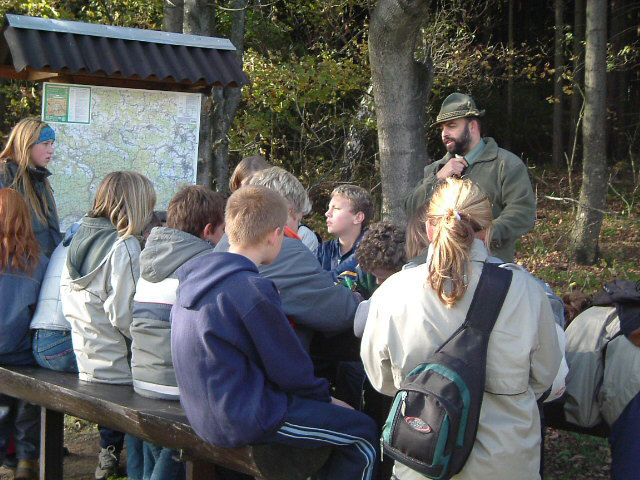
left=381, top=262, right=512, bottom=479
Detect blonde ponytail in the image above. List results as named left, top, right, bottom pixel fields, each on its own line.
left=427, top=178, right=493, bottom=308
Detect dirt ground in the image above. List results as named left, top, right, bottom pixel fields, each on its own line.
left=0, top=417, right=128, bottom=480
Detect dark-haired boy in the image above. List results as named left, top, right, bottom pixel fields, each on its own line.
left=171, top=186, right=378, bottom=480
left=127, top=185, right=225, bottom=480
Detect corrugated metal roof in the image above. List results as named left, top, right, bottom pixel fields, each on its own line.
left=6, top=14, right=235, bottom=50
left=0, top=14, right=248, bottom=90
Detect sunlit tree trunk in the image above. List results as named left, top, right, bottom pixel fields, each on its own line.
left=163, top=0, right=183, bottom=33
left=183, top=0, right=246, bottom=193
left=570, top=0, right=607, bottom=265
left=369, top=0, right=431, bottom=224
left=183, top=0, right=215, bottom=188
left=211, top=0, right=247, bottom=196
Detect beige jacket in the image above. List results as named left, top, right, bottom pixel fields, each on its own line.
left=61, top=237, right=140, bottom=384
left=361, top=240, right=561, bottom=480
left=564, top=306, right=640, bottom=427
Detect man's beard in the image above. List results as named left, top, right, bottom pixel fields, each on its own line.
left=443, top=123, right=471, bottom=155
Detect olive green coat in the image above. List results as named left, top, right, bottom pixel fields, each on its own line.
left=404, top=137, right=536, bottom=262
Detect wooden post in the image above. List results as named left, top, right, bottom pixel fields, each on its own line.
left=39, top=407, right=64, bottom=480
left=186, top=459, right=217, bottom=480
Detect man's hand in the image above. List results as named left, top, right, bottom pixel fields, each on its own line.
left=330, top=396, right=354, bottom=409
left=436, top=157, right=468, bottom=180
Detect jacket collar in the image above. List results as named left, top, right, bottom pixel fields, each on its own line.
left=3, top=159, right=52, bottom=182
left=443, top=137, right=498, bottom=165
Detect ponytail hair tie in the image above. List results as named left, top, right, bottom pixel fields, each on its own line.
left=447, top=209, right=461, bottom=221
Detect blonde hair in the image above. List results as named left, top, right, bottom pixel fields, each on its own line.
left=427, top=178, right=493, bottom=308
left=89, top=171, right=156, bottom=239
left=247, top=166, right=312, bottom=216
left=225, top=185, right=287, bottom=248
left=0, top=118, right=55, bottom=223
left=229, top=155, right=271, bottom=192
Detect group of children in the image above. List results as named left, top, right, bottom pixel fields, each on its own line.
left=0, top=116, right=637, bottom=480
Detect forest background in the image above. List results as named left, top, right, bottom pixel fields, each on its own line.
left=0, top=0, right=638, bottom=289
left=0, top=2, right=638, bottom=479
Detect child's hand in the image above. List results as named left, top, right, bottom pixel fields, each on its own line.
left=330, top=396, right=354, bottom=409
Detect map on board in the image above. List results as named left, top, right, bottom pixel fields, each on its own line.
left=42, top=83, right=201, bottom=231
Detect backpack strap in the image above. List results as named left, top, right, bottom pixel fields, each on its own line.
left=463, top=262, right=512, bottom=334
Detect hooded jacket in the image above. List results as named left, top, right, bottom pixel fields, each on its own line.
left=171, top=252, right=330, bottom=448
left=61, top=216, right=141, bottom=384
left=0, top=160, right=62, bottom=257
left=131, top=227, right=213, bottom=400
left=30, top=223, right=81, bottom=331
left=565, top=303, right=640, bottom=428
left=403, top=138, right=536, bottom=263
left=215, top=236, right=359, bottom=350
left=361, top=239, right=561, bottom=480
left=0, top=254, right=48, bottom=365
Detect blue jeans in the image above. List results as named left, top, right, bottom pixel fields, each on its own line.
left=260, top=395, right=378, bottom=480
left=126, top=435, right=184, bottom=480
left=610, top=391, right=640, bottom=480
left=99, top=426, right=124, bottom=450
left=32, top=329, right=78, bottom=373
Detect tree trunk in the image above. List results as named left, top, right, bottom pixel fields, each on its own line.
left=343, top=86, right=375, bottom=181
left=552, top=0, right=565, bottom=167
left=182, top=1, right=246, bottom=193
left=608, top=0, right=632, bottom=160
left=570, top=0, right=608, bottom=265
left=163, top=0, right=184, bottom=33
left=183, top=0, right=216, bottom=187
left=369, top=0, right=431, bottom=224
left=210, top=0, right=247, bottom=196
left=569, top=0, right=585, bottom=156
left=505, top=0, right=514, bottom=151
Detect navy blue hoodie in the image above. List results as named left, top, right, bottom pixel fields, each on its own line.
left=171, top=251, right=330, bottom=448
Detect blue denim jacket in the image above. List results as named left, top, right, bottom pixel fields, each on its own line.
left=316, top=230, right=367, bottom=281
left=0, top=254, right=48, bottom=364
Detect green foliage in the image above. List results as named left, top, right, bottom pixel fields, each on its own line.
left=0, top=0, right=162, bottom=27
left=227, top=0, right=377, bottom=207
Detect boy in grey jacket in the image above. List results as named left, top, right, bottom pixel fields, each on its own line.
left=131, top=186, right=224, bottom=400
left=129, top=185, right=224, bottom=480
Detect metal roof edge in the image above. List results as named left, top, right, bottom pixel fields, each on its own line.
left=5, top=14, right=236, bottom=51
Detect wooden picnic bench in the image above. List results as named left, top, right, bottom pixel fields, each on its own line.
left=0, top=365, right=330, bottom=480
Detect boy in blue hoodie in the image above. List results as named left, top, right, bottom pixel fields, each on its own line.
left=171, top=185, right=378, bottom=480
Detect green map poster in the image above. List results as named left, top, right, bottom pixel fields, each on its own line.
left=42, top=82, right=201, bottom=231
left=43, top=83, right=92, bottom=124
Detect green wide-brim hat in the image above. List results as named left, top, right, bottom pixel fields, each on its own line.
left=432, top=92, right=485, bottom=127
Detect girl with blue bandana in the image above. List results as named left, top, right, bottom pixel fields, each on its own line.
left=0, top=118, right=62, bottom=258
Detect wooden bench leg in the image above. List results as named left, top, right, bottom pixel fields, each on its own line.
left=186, top=459, right=217, bottom=480
left=39, top=407, right=64, bottom=480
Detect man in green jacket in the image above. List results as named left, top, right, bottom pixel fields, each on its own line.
left=404, top=92, right=536, bottom=262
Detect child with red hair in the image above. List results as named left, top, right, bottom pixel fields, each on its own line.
left=0, top=188, right=48, bottom=479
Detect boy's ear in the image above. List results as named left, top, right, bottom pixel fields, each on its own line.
left=200, top=222, right=217, bottom=240
left=267, top=226, right=282, bottom=246
left=353, top=211, right=365, bottom=225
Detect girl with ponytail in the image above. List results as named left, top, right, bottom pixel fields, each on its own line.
left=361, top=178, right=561, bottom=480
